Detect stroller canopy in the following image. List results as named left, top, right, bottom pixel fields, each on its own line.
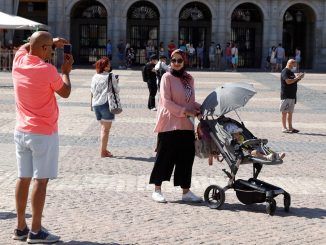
left=201, top=82, right=256, bottom=116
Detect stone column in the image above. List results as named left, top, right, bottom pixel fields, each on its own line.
left=216, top=0, right=227, bottom=45
left=314, top=0, right=326, bottom=70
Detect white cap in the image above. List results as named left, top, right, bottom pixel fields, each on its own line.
left=225, top=123, right=243, bottom=134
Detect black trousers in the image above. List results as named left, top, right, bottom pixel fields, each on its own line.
left=147, top=79, right=157, bottom=109
left=149, top=130, right=195, bottom=189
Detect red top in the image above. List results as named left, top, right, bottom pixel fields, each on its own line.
left=12, top=46, right=64, bottom=135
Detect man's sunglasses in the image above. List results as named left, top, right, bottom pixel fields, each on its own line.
left=171, top=58, right=184, bottom=64
left=42, top=44, right=56, bottom=51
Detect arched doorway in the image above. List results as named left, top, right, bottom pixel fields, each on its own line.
left=70, top=0, right=107, bottom=64
left=127, top=1, right=160, bottom=65
left=283, top=4, right=316, bottom=69
left=179, top=2, right=212, bottom=67
left=231, top=3, right=263, bottom=68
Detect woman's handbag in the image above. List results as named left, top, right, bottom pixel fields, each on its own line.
left=107, top=73, right=122, bottom=114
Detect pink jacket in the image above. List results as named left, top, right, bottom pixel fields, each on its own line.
left=154, top=72, right=200, bottom=133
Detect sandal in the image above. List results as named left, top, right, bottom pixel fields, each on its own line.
left=101, top=150, right=113, bottom=158
left=290, top=128, right=300, bottom=133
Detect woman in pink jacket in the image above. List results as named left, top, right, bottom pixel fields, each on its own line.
left=149, top=49, right=202, bottom=203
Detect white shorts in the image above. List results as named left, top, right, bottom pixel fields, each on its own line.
left=14, top=131, right=59, bottom=179
left=280, top=99, right=295, bottom=113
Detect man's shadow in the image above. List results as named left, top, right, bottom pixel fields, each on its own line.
left=0, top=212, right=32, bottom=220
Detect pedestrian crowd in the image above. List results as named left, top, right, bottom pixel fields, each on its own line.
left=9, top=30, right=305, bottom=244
left=266, top=43, right=302, bottom=73
left=109, top=39, right=241, bottom=71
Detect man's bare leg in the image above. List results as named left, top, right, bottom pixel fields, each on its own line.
left=15, top=178, right=32, bottom=230
left=30, top=179, right=48, bottom=233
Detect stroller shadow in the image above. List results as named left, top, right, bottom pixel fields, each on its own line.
left=221, top=203, right=326, bottom=219
left=114, top=156, right=155, bottom=163
left=0, top=212, right=32, bottom=220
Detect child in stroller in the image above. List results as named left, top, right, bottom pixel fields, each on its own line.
left=197, top=82, right=291, bottom=215
left=224, top=122, right=285, bottom=162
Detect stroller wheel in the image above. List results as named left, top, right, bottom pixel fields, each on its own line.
left=284, top=193, right=291, bottom=212
left=266, top=198, right=277, bottom=216
left=204, top=185, right=225, bottom=209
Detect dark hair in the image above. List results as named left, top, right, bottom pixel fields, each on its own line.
left=95, top=57, right=109, bottom=74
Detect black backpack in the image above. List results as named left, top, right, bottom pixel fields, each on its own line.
left=141, top=65, right=147, bottom=82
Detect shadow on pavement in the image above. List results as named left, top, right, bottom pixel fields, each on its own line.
left=58, top=242, right=125, bottom=245
left=168, top=200, right=206, bottom=207
left=0, top=212, right=32, bottom=220
left=114, top=156, right=155, bottom=163
left=220, top=203, right=326, bottom=219
left=298, top=132, right=326, bottom=137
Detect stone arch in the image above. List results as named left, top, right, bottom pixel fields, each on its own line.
left=279, top=1, right=319, bottom=21
left=70, top=0, right=109, bottom=64
left=227, top=0, right=266, bottom=20
left=121, top=0, right=162, bottom=20
left=175, top=0, right=215, bottom=19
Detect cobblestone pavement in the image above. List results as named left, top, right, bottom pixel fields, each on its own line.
left=0, top=69, right=325, bottom=245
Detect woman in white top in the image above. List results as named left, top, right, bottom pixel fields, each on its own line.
left=91, top=57, right=120, bottom=157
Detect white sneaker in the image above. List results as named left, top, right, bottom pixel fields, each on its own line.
left=182, top=191, right=203, bottom=202
left=151, top=108, right=157, bottom=111
left=152, top=191, right=167, bottom=203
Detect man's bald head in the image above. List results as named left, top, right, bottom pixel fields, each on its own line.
left=29, top=31, right=53, bottom=60
left=29, top=31, right=53, bottom=49
left=286, top=59, right=296, bottom=69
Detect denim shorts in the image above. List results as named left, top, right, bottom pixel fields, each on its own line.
left=14, top=131, right=59, bottom=179
left=93, top=102, right=115, bottom=121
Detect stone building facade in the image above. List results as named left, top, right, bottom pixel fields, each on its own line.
left=1, top=0, right=326, bottom=70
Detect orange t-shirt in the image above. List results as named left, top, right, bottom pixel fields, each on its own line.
left=12, top=46, right=64, bottom=135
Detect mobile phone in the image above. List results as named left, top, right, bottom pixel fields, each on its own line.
left=63, top=44, right=72, bottom=54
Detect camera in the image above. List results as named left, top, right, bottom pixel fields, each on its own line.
left=63, top=44, right=72, bottom=54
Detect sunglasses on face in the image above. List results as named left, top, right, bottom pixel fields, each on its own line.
left=171, top=58, right=184, bottom=64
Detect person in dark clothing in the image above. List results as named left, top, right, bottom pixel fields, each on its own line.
left=144, top=54, right=158, bottom=110
left=280, top=59, right=304, bottom=133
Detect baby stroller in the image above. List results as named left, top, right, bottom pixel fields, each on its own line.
left=198, top=82, right=291, bottom=216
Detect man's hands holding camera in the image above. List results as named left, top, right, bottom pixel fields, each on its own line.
left=53, top=37, right=74, bottom=74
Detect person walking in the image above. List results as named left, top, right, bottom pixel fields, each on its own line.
left=231, top=43, right=239, bottom=71
left=149, top=49, right=202, bottom=203
left=208, top=42, right=216, bottom=70
left=276, top=43, right=285, bottom=72
left=295, top=47, right=301, bottom=72
left=106, top=39, right=112, bottom=60
left=91, top=57, right=120, bottom=157
left=144, top=54, right=158, bottom=111
left=196, top=43, right=204, bottom=69
left=225, top=42, right=232, bottom=70
left=12, top=31, right=73, bottom=243
left=215, top=43, right=223, bottom=71
left=280, top=59, right=304, bottom=133
left=117, top=39, right=125, bottom=69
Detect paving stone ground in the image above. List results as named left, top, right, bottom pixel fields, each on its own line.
left=0, top=69, right=325, bottom=245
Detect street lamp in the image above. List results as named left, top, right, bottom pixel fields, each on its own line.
left=295, top=11, right=303, bottom=22
left=27, top=2, right=33, bottom=12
